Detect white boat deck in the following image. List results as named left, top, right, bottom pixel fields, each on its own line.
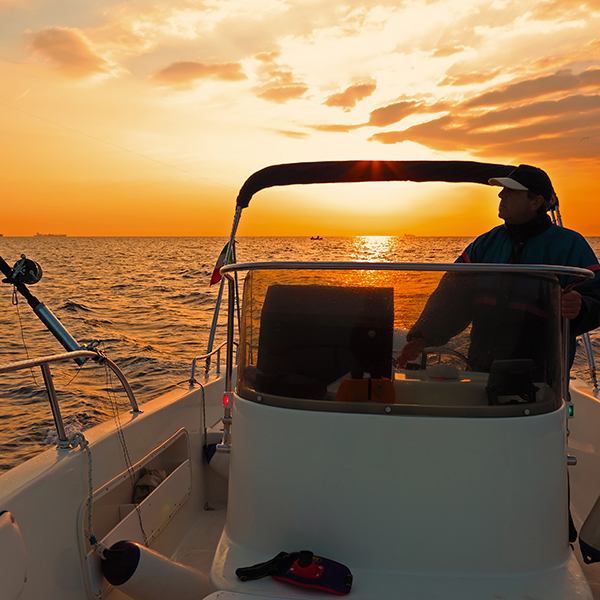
left=165, top=510, right=600, bottom=600
left=172, top=503, right=228, bottom=581
left=147, top=507, right=600, bottom=600
left=580, top=556, right=600, bottom=599
left=141, top=381, right=600, bottom=600
left=107, top=501, right=227, bottom=599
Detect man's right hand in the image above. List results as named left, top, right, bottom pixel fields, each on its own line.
left=562, top=289, right=582, bottom=319
left=393, top=337, right=426, bottom=369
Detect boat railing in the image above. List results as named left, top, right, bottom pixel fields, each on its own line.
left=0, top=349, right=140, bottom=449
left=190, top=340, right=239, bottom=383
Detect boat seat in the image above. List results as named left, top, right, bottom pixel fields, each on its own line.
left=254, top=284, right=394, bottom=399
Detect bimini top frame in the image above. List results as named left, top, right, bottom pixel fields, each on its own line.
left=206, top=160, right=579, bottom=372
left=206, top=161, right=520, bottom=356
left=234, top=160, right=520, bottom=209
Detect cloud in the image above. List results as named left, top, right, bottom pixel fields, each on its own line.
left=151, top=60, right=247, bottom=85
left=530, top=0, right=600, bottom=20
left=362, top=57, right=600, bottom=163
left=260, top=67, right=298, bottom=86
left=27, top=27, right=111, bottom=77
left=253, top=53, right=309, bottom=103
left=91, top=21, right=155, bottom=57
left=274, top=129, right=310, bottom=139
left=258, top=85, right=309, bottom=103
left=466, top=68, right=600, bottom=108
left=324, top=83, right=377, bottom=111
left=255, top=51, right=282, bottom=63
left=306, top=98, right=439, bottom=133
left=369, top=116, right=600, bottom=163
left=430, top=44, right=466, bottom=59
left=310, top=123, right=362, bottom=133
left=467, top=94, right=600, bottom=131
left=368, top=92, right=600, bottom=161
left=367, top=100, right=419, bottom=127
left=439, top=69, right=502, bottom=87
left=95, top=1, right=400, bottom=71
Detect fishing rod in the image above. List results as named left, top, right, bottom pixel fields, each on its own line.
left=0, top=253, right=87, bottom=365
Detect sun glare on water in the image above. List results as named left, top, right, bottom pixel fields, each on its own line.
left=349, top=236, right=396, bottom=262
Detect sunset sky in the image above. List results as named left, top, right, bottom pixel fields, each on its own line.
left=1, top=0, right=599, bottom=236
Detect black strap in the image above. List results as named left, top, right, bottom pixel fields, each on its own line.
left=235, top=552, right=298, bottom=581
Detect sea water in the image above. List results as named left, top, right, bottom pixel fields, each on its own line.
left=1, top=235, right=599, bottom=473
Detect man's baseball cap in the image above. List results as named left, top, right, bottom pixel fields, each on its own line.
left=489, top=164, right=556, bottom=207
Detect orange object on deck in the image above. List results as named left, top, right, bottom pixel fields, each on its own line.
left=336, top=377, right=369, bottom=402
left=336, top=377, right=395, bottom=404
left=370, top=378, right=395, bottom=404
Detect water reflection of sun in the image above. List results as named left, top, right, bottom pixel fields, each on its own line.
left=349, top=236, right=396, bottom=262
left=344, top=236, right=399, bottom=290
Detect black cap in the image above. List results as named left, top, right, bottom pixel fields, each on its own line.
left=489, top=164, right=557, bottom=208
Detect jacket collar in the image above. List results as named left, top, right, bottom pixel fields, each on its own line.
left=504, top=212, right=552, bottom=244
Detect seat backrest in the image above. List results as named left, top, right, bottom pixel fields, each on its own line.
left=255, top=285, right=394, bottom=398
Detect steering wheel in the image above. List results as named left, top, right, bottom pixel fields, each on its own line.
left=420, top=346, right=471, bottom=371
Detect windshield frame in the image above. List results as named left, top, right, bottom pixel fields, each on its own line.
left=223, top=261, right=593, bottom=417
left=221, top=261, right=593, bottom=279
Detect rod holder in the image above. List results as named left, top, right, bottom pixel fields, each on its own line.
left=40, top=363, right=70, bottom=448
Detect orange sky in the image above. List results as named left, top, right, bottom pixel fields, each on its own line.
left=1, top=0, right=599, bottom=237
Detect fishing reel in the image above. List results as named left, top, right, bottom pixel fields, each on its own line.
left=2, top=255, right=43, bottom=285
left=0, top=252, right=87, bottom=364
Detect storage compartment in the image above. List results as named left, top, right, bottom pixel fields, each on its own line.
left=80, top=428, right=191, bottom=598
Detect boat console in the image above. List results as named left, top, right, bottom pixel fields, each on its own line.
left=210, top=262, right=589, bottom=598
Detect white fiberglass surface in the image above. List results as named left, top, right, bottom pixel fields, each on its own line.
left=213, top=395, right=574, bottom=599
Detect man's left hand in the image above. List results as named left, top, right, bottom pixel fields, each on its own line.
left=562, top=289, right=582, bottom=319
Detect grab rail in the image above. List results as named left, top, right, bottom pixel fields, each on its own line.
left=0, top=350, right=140, bottom=448
left=190, top=341, right=239, bottom=383
left=220, top=261, right=595, bottom=280
left=582, top=334, right=599, bottom=396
